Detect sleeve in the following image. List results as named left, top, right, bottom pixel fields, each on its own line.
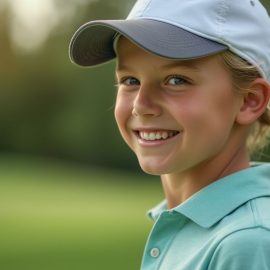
left=208, top=228, right=270, bottom=270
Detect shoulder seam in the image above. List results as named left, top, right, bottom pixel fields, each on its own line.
left=249, top=199, right=262, bottom=226
left=208, top=227, right=270, bottom=269
left=212, top=226, right=270, bottom=258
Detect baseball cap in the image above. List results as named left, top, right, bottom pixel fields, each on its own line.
left=69, top=0, right=270, bottom=83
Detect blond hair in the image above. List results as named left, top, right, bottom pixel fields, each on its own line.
left=220, top=50, right=270, bottom=157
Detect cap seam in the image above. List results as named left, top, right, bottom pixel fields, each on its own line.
left=127, top=0, right=154, bottom=19
left=143, top=0, right=154, bottom=15
left=215, top=0, right=230, bottom=39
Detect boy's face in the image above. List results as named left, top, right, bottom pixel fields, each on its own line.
left=114, top=37, right=244, bottom=176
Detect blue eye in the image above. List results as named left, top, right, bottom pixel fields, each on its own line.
left=122, top=77, right=140, bottom=86
left=167, top=76, right=188, bottom=85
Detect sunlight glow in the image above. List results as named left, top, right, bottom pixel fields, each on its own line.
left=6, top=0, right=92, bottom=53
left=9, top=0, right=58, bottom=52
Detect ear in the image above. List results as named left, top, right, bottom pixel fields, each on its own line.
left=236, top=78, right=270, bottom=125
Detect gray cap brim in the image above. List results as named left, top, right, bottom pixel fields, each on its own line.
left=69, top=19, right=228, bottom=67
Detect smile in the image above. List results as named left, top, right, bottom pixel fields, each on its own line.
left=137, top=130, right=180, bottom=141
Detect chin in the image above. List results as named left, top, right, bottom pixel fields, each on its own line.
left=138, top=162, right=170, bottom=176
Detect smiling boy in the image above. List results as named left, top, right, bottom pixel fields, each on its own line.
left=69, top=0, right=270, bottom=269
left=114, top=36, right=253, bottom=207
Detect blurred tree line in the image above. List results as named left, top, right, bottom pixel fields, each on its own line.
left=0, top=0, right=139, bottom=170
left=0, top=0, right=269, bottom=171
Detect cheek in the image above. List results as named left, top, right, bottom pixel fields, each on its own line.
left=114, top=94, right=133, bottom=144
left=114, top=97, right=125, bottom=131
left=186, top=95, right=239, bottom=150
left=174, top=87, right=238, bottom=139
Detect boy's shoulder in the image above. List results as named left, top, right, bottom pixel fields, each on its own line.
left=217, top=164, right=270, bottom=233
left=208, top=196, right=270, bottom=269
left=217, top=195, right=270, bottom=235
left=209, top=228, right=270, bottom=269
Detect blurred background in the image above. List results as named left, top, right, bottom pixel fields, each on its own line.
left=0, top=0, right=269, bottom=269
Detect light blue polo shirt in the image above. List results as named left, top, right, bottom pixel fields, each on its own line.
left=141, top=163, right=270, bottom=270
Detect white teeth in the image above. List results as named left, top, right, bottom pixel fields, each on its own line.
left=162, top=132, right=168, bottom=139
left=149, top=132, right=155, bottom=140
left=139, top=131, right=178, bottom=141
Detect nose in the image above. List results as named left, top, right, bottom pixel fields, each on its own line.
left=132, top=84, right=162, bottom=117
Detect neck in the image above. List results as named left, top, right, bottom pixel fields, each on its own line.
left=161, top=142, right=250, bottom=209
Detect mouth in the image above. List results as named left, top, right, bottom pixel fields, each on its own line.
left=135, top=130, right=180, bottom=141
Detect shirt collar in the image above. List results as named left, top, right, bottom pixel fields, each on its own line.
left=148, top=163, right=270, bottom=228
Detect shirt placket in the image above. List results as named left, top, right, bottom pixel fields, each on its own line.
left=141, top=210, right=186, bottom=270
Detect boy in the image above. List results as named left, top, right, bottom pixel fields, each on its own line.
left=69, top=0, right=270, bottom=269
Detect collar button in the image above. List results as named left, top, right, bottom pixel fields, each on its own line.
left=150, top=247, right=160, bottom=258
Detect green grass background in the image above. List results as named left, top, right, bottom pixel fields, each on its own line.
left=0, top=155, right=162, bottom=270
